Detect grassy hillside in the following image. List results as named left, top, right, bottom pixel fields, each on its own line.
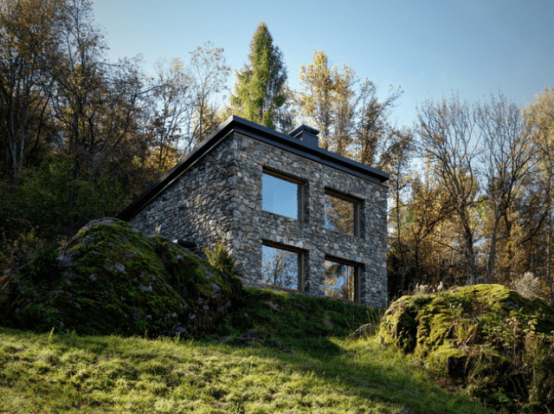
left=0, top=289, right=493, bottom=414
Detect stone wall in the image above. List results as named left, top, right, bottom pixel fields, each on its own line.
left=230, top=133, right=388, bottom=308
left=129, top=138, right=239, bottom=257
left=130, top=131, right=388, bottom=308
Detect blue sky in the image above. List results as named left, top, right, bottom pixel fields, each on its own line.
left=91, top=0, right=553, bottom=129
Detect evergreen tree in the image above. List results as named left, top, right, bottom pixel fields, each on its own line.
left=231, top=22, right=288, bottom=130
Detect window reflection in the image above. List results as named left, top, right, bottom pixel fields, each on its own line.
left=324, top=192, right=358, bottom=236
left=262, top=172, right=300, bottom=220
left=324, top=259, right=357, bottom=302
left=262, top=245, right=301, bottom=290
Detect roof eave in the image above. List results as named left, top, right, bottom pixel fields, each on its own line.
left=117, top=116, right=389, bottom=221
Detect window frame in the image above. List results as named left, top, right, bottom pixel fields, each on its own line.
left=261, top=241, right=304, bottom=293
left=323, top=189, right=361, bottom=237
left=323, top=255, right=361, bottom=303
left=262, top=168, right=304, bottom=221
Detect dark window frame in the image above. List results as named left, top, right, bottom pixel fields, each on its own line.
left=262, top=168, right=305, bottom=222
left=323, top=255, right=362, bottom=303
left=262, top=240, right=306, bottom=293
left=323, top=189, right=361, bottom=237
left=261, top=241, right=305, bottom=292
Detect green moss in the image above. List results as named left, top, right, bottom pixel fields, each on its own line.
left=0, top=219, right=241, bottom=337
left=378, top=294, right=433, bottom=353
left=379, top=284, right=554, bottom=413
left=428, top=342, right=467, bottom=376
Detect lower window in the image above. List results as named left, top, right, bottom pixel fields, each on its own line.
left=324, top=258, right=359, bottom=302
left=261, top=243, right=302, bottom=291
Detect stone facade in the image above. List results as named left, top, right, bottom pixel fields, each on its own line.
left=129, top=138, right=238, bottom=256
left=122, top=117, right=389, bottom=308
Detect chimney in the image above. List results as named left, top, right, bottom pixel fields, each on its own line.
left=288, top=124, right=320, bottom=149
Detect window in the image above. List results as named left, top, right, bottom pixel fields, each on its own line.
left=262, top=170, right=302, bottom=220
left=324, top=190, right=360, bottom=236
left=324, top=258, right=359, bottom=302
left=261, top=243, right=302, bottom=291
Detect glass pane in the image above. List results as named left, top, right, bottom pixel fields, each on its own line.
left=324, top=193, right=356, bottom=236
left=324, top=260, right=357, bottom=301
left=262, top=172, right=299, bottom=220
left=262, top=245, right=300, bottom=290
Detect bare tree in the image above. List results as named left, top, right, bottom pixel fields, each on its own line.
left=189, top=42, right=230, bottom=146
left=477, top=95, right=535, bottom=283
left=417, top=95, right=481, bottom=284
left=146, top=58, right=192, bottom=174
left=354, top=81, right=403, bottom=168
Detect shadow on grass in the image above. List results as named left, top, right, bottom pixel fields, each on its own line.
left=0, top=284, right=492, bottom=413
left=214, top=335, right=492, bottom=414
left=0, top=325, right=492, bottom=414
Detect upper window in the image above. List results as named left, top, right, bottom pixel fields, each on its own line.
left=324, top=190, right=360, bottom=236
left=324, top=258, right=359, bottom=302
left=262, top=170, right=302, bottom=220
left=261, top=243, right=302, bottom=291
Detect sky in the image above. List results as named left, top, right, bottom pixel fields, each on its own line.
left=91, top=0, right=554, bottom=129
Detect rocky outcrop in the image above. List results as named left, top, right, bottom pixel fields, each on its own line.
left=379, top=284, right=554, bottom=413
left=0, top=218, right=242, bottom=336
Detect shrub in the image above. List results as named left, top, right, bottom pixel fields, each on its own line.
left=512, top=272, right=543, bottom=300
left=205, top=245, right=239, bottom=276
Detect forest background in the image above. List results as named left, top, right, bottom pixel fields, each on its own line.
left=2, top=0, right=554, bottom=305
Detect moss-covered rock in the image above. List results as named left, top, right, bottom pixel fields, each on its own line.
left=0, top=218, right=242, bottom=336
left=379, top=284, right=554, bottom=413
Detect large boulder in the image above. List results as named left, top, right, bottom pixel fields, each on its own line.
left=379, top=284, right=554, bottom=412
left=0, top=218, right=242, bottom=336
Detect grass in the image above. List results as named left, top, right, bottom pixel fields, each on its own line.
left=0, top=294, right=495, bottom=414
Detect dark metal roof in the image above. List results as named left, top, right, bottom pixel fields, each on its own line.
left=117, top=116, right=389, bottom=221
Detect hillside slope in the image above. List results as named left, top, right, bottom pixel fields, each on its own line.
left=0, top=292, right=494, bottom=414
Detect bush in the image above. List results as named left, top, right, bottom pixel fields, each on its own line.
left=512, top=272, right=543, bottom=301
left=205, top=245, right=239, bottom=276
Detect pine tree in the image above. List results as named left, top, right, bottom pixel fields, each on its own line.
left=231, top=22, right=288, bottom=130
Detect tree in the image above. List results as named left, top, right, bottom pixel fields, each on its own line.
left=46, top=0, right=152, bottom=221
left=231, top=22, right=288, bottom=130
left=386, top=129, right=417, bottom=295
left=295, top=50, right=354, bottom=151
left=189, top=42, right=230, bottom=146
left=416, top=95, right=482, bottom=284
left=145, top=43, right=230, bottom=174
left=0, top=0, right=64, bottom=184
left=146, top=58, right=192, bottom=175
left=526, top=87, right=554, bottom=304
left=295, top=50, right=404, bottom=169
left=477, top=95, right=535, bottom=283
left=353, top=80, right=403, bottom=169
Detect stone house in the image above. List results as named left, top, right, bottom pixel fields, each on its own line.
left=118, top=116, right=389, bottom=308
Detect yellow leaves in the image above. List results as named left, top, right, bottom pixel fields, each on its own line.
left=526, top=87, right=554, bottom=153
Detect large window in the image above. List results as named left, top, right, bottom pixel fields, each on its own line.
left=324, top=258, right=359, bottom=302
left=324, top=190, right=360, bottom=236
left=262, top=170, right=302, bottom=220
left=261, top=243, right=302, bottom=291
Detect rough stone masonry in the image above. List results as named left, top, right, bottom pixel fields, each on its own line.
left=119, top=116, right=389, bottom=308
